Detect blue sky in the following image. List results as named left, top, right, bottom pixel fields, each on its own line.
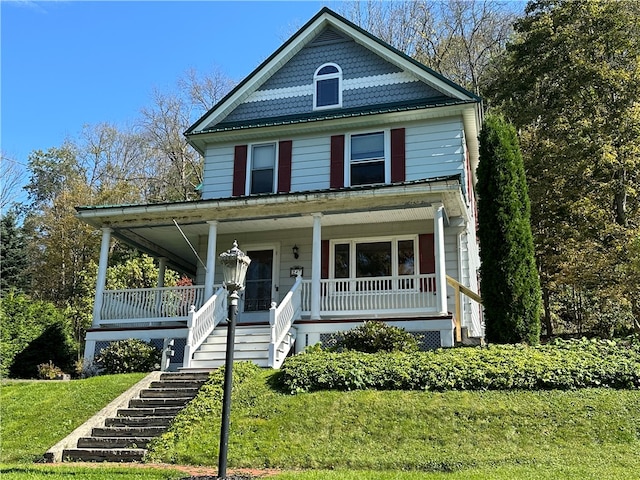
left=1, top=0, right=330, bottom=193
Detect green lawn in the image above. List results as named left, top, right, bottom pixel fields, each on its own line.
left=1, top=368, right=639, bottom=479
left=0, top=373, right=146, bottom=463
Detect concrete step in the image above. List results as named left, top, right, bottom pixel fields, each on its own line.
left=192, top=349, right=269, bottom=361
left=149, top=380, right=206, bottom=389
left=139, top=387, right=200, bottom=398
left=92, top=426, right=166, bottom=438
left=196, top=340, right=271, bottom=352
left=105, top=416, right=174, bottom=427
left=77, top=436, right=153, bottom=449
left=189, top=357, right=269, bottom=369
left=62, top=448, right=146, bottom=463
left=128, top=397, right=192, bottom=408
left=116, top=406, right=183, bottom=417
left=159, top=372, right=210, bottom=382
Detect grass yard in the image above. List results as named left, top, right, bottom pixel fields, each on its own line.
left=0, top=373, right=146, bottom=463
left=147, top=366, right=640, bottom=478
left=1, top=364, right=639, bottom=479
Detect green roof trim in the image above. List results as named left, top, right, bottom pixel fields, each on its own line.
left=191, top=97, right=476, bottom=135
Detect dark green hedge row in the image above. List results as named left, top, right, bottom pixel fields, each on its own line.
left=277, top=338, right=640, bottom=393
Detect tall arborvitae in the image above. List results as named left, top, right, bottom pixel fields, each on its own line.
left=477, top=115, right=541, bottom=344
left=0, top=211, right=30, bottom=295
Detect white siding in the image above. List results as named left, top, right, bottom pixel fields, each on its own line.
left=405, top=118, right=465, bottom=181
left=291, top=136, right=331, bottom=192
left=201, top=145, right=235, bottom=200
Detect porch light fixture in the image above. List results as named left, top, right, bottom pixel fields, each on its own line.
left=292, top=244, right=299, bottom=259
left=217, top=240, right=251, bottom=479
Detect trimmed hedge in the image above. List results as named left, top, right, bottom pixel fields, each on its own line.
left=277, top=338, right=640, bottom=393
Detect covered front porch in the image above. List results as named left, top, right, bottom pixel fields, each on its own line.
left=78, top=179, right=481, bottom=369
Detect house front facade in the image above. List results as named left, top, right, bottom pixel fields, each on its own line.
left=77, top=8, right=483, bottom=371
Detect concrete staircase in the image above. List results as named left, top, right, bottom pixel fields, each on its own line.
left=60, top=372, right=209, bottom=462
left=185, top=325, right=272, bottom=370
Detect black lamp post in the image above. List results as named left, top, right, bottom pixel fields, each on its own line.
left=217, top=240, right=251, bottom=479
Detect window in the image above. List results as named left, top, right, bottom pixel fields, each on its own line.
left=349, top=131, right=388, bottom=186
left=314, top=63, right=342, bottom=109
left=249, top=143, right=276, bottom=194
left=332, top=237, right=416, bottom=282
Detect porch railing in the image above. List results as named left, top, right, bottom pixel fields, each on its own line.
left=99, top=285, right=206, bottom=324
left=300, top=274, right=438, bottom=316
left=183, top=287, right=227, bottom=369
left=446, top=275, right=483, bottom=341
left=269, top=275, right=302, bottom=368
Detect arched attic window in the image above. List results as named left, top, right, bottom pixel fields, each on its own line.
left=314, top=63, right=342, bottom=110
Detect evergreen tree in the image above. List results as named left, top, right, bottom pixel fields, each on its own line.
left=477, top=115, right=541, bottom=344
left=0, top=210, right=30, bottom=295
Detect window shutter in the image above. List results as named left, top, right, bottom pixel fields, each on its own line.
left=321, top=240, right=330, bottom=279
left=330, top=135, right=344, bottom=189
left=419, top=233, right=436, bottom=292
left=277, top=140, right=292, bottom=193
left=232, top=145, right=248, bottom=197
left=391, top=128, right=405, bottom=183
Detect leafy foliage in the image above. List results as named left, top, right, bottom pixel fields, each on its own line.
left=332, top=321, right=420, bottom=353
left=0, top=210, right=30, bottom=295
left=277, top=338, right=640, bottom=394
left=477, top=114, right=542, bottom=344
left=0, top=291, right=77, bottom=378
left=486, top=0, right=640, bottom=335
left=95, top=339, right=161, bottom=374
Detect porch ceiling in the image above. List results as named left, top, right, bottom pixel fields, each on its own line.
left=77, top=178, right=468, bottom=275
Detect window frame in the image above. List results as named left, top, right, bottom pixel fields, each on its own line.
left=246, top=142, right=278, bottom=195
left=345, top=129, right=391, bottom=187
left=313, top=63, right=342, bottom=110
left=329, top=235, right=418, bottom=280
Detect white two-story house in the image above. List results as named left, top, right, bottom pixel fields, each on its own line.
left=77, top=8, right=483, bottom=371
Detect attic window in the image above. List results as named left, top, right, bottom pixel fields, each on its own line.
left=314, top=63, right=342, bottom=110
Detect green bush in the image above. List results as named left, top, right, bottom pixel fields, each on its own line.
left=95, top=339, right=161, bottom=374
left=0, top=291, right=77, bottom=378
left=333, top=321, right=420, bottom=353
left=278, top=338, right=640, bottom=393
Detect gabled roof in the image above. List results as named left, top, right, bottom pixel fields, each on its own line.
left=185, top=7, right=480, bottom=141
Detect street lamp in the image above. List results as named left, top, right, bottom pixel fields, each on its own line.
left=217, top=240, right=251, bottom=479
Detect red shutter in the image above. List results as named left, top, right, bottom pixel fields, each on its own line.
left=330, top=135, right=345, bottom=189
left=419, top=233, right=436, bottom=292
left=232, top=145, right=248, bottom=197
left=391, top=128, right=405, bottom=183
left=321, top=240, right=330, bottom=279
left=277, top=140, right=292, bottom=193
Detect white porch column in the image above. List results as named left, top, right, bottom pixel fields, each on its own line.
left=157, top=257, right=167, bottom=288
left=310, top=213, right=323, bottom=320
left=204, top=221, right=218, bottom=299
left=92, top=227, right=112, bottom=327
left=434, top=205, right=448, bottom=315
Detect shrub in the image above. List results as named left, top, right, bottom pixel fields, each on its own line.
left=333, top=321, right=420, bottom=353
left=37, top=361, right=64, bottom=379
left=95, top=339, right=161, bottom=374
left=278, top=337, right=640, bottom=393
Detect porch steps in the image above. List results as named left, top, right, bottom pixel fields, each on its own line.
left=61, top=372, right=209, bottom=462
left=184, top=325, right=272, bottom=370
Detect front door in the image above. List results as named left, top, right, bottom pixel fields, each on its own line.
left=243, top=249, right=275, bottom=312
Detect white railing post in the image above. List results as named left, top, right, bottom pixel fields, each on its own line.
left=204, top=221, right=218, bottom=300
left=183, top=305, right=197, bottom=368
left=268, top=302, right=277, bottom=367
left=311, top=213, right=322, bottom=320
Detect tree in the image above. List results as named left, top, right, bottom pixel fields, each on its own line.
left=477, top=115, right=541, bottom=344
left=341, top=0, right=518, bottom=96
left=486, top=0, right=640, bottom=334
left=0, top=152, right=26, bottom=211
left=0, top=210, right=30, bottom=295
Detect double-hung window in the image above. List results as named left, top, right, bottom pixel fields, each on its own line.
left=314, top=63, right=342, bottom=110
left=349, top=131, right=388, bottom=186
left=249, top=143, right=276, bottom=194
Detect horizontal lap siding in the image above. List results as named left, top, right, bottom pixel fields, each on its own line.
left=202, top=145, right=235, bottom=199
left=405, top=119, right=465, bottom=181
left=291, top=136, right=331, bottom=192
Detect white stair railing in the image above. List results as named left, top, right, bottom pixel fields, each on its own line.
left=268, top=276, right=302, bottom=369
left=183, top=287, right=227, bottom=368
